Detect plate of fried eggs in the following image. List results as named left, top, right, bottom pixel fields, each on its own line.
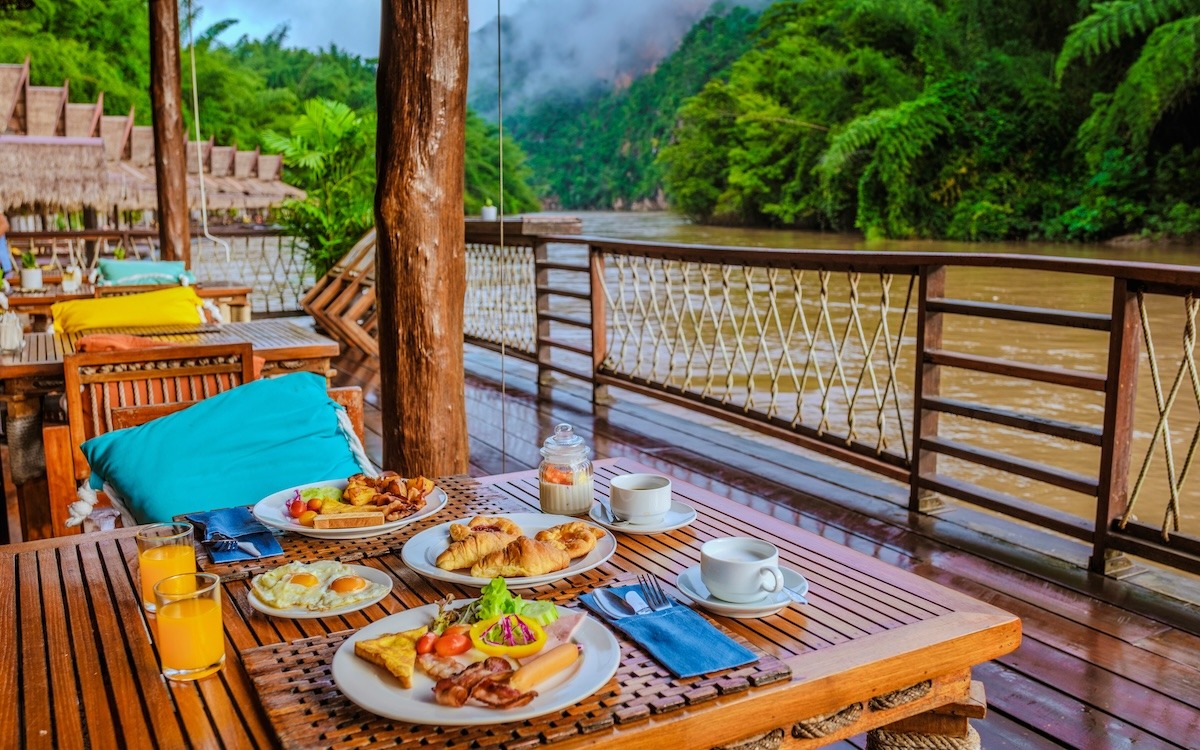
left=249, top=560, right=392, bottom=619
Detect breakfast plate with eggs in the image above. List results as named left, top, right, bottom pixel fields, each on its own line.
left=249, top=560, right=393, bottom=619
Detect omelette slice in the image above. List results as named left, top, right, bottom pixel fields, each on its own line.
left=354, top=625, right=428, bottom=688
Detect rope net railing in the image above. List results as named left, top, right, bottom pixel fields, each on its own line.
left=464, top=241, right=537, bottom=357
left=1124, top=290, right=1200, bottom=541
left=598, top=253, right=918, bottom=463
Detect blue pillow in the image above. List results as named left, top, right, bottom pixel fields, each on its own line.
left=81, top=373, right=370, bottom=523
left=97, top=258, right=196, bottom=286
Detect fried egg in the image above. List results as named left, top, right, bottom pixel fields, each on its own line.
left=251, top=561, right=387, bottom=611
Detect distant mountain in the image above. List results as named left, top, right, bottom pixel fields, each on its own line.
left=501, top=4, right=761, bottom=210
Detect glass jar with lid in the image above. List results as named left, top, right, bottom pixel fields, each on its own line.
left=538, top=423, right=593, bottom=515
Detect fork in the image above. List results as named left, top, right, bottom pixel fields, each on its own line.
left=638, top=574, right=672, bottom=611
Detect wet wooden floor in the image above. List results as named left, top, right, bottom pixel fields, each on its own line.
left=336, top=343, right=1200, bottom=749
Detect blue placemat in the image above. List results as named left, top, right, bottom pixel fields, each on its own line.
left=185, top=507, right=283, bottom=563
left=579, top=584, right=758, bottom=678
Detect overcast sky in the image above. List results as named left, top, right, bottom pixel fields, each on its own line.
left=196, top=0, right=530, bottom=57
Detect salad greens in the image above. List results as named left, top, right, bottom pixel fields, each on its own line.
left=299, top=486, right=343, bottom=502
left=431, top=578, right=560, bottom=632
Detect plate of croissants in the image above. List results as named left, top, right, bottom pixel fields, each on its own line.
left=400, top=514, right=616, bottom=588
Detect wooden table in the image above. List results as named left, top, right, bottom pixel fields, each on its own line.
left=0, top=319, right=340, bottom=540
left=5, top=282, right=254, bottom=324
left=0, top=460, right=1020, bottom=748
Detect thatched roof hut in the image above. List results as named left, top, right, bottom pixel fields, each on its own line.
left=0, top=57, right=303, bottom=215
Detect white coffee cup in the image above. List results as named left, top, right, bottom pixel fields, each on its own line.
left=700, top=538, right=785, bottom=603
left=608, top=474, right=672, bottom=525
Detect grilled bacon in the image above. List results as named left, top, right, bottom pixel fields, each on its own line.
left=432, top=657, right=511, bottom=707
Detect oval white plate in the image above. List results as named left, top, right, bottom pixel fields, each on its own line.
left=676, top=565, right=808, bottom=619
left=247, top=563, right=393, bottom=619
left=332, top=601, right=619, bottom=725
left=253, top=478, right=447, bottom=539
left=588, top=500, right=697, bottom=534
left=400, top=512, right=616, bottom=589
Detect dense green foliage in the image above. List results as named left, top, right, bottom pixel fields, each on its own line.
left=0, top=1, right=539, bottom=223
left=507, top=5, right=760, bottom=210
left=653, top=0, right=1200, bottom=240
left=262, top=100, right=375, bottom=276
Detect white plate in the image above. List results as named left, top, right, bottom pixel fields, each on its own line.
left=400, top=513, right=616, bottom=589
left=247, top=564, right=393, bottom=619
left=588, top=500, right=697, bottom=534
left=253, top=478, right=447, bottom=539
left=333, top=601, right=619, bottom=725
left=676, top=565, right=808, bottom=619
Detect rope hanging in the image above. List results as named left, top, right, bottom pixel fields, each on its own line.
left=184, top=0, right=231, bottom=266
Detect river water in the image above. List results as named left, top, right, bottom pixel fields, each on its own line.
left=565, top=211, right=1200, bottom=537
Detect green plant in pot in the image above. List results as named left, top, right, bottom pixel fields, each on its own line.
left=481, top=198, right=498, bottom=221
left=19, top=251, right=43, bottom=290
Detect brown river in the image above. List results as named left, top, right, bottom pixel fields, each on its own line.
left=567, top=211, right=1200, bottom=537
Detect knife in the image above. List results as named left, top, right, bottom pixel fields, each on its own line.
left=624, top=590, right=652, bottom=615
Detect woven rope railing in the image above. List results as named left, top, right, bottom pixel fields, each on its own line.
left=464, top=240, right=538, bottom=357
left=599, top=255, right=917, bottom=465
left=1123, top=291, right=1200, bottom=542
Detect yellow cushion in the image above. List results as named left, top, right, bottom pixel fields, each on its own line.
left=51, top=287, right=206, bottom=334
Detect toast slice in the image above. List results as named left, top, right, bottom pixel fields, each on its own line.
left=354, top=625, right=428, bottom=688
left=313, top=511, right=385, bottom=529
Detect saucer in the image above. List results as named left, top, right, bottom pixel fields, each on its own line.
left=588, top=500, right=697, bottom=534
left=676, top=565, right=808, bottom=619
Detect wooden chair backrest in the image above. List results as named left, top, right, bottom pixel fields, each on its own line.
left=107, top=386, right=367, bottom=446
left=62, top=342, right=256, bottom=481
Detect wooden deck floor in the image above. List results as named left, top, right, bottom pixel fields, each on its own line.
left=336, top=343, right=1200, bottom=749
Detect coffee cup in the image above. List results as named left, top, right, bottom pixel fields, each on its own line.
left=608, top=474, right=672, bottom=525
left=700, top=538, right=785, bottom=603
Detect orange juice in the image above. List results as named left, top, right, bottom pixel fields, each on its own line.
left=139, top=544, right=195, bottom=610
left=156, top=596, right=225, bottom=679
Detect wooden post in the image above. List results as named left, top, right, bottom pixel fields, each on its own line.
left=375, top=0, right=469, bottom=475
left=1092, top=278, right=1140, bottom=575
left=148, top=0, right=190, bottom=264
left=535, top=240, right=553, bottom=393
left=909, top=266, right=945, bottom=512
left=590, top=244, right=611, bottom=408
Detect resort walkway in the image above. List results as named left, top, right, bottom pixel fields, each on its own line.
left=336, top=343, right=1200, bottom=750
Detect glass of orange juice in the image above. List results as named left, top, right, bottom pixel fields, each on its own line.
left=135, top=523, right=196, bottom=612
left=154, top=572, right=225, bottom=680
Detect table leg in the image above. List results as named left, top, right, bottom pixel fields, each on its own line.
left=5, top=393, right=53, bottom=540
left=866, top=681, right=986, bottom=750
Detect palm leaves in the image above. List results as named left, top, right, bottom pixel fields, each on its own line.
left=1055, top=0, right=1200, bottom=79
left=1058, top=0, right=1200, bottom=164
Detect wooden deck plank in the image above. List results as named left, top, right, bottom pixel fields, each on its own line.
left=334, top=343, right=1200, bottom=748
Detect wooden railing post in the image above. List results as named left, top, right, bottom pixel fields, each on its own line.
left=590, top=244, right=610, bottom=409
left=1092, top=278, right=1140, bottom=575
left=910, top=265, right=945, bottom=512
left=535, top=239, right=552, bottom=393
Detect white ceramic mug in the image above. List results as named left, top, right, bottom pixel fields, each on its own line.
left=608, top=473, right=672, bottom=525
left=701, top=537, right=785, bottom=603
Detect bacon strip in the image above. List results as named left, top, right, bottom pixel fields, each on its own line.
left=432, top=657, right=511, bottom=707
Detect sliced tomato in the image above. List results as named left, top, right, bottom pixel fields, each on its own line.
left=415, top=632, right=438, bottom=655
left=434, top=633, right=471, bottom=657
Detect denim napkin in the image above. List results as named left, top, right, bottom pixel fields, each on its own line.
left=579, top=584, right=758, bottom=678
left=185, top=507, right=283, bottom=563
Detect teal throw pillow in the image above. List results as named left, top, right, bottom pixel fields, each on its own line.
left=81, top=372, right=370, bottom=523
left=97, top=258, right=196, bottom=286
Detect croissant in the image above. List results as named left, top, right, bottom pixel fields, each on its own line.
left=436, top=532, right=517, bottom=570
left=535, top=522, right=606, bottom=559
left=470, top=536, right=571, bottom=578
left=448, top=515, right=524, bottom=542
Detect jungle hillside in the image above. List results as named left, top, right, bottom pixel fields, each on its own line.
left=506, top=0, right=1200, bottom=242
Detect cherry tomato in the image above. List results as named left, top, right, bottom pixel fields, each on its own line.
left=443, top=624, right=471, bottom=637
left=307, top=497, right=323, bottom=512
left=298, top=510, right=318, bottom=527
left=415, top=632, right=438, bottom=655
left=434, top=633, right=471, bottom=657
left=286, top=497, right=306, bottom=518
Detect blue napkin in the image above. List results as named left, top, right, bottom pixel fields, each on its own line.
left=579, top=584, right=757, bottom=678
left=185, top=507, right=284, bottom=563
